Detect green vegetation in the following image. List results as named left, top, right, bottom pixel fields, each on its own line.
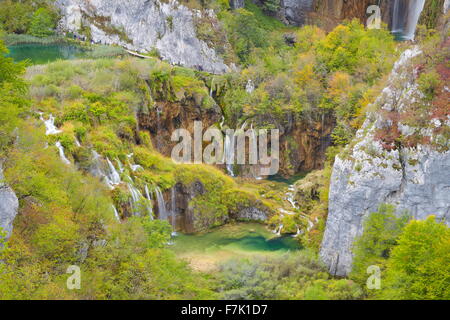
left=0, top=0, right=59, bottom=35
left=218, top=251, right=363, bottom=300
left=0, top=0, right=448, bottom=301
left=351, top=207, right=450, bottom=300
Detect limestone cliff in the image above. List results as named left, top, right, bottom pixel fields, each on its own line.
left=0, top=166, right=18, bottom=239
left=56, top=0, right=229, bottom=73
left=320, top=47, right=450, bottom=276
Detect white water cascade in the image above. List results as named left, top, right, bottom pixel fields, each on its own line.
left=285, top=185, right=298, bottom=209
left=154, top=186, right=168, bottom=221
left=292, top=226, right=303, bottom=238
left=144, top=184, right=154, bottom=219
left=245, top=79, right=255, bottom=94
left=107, top=158, right=121, bottom=185
left=223, top=132, right=236, bottom=176
left=273, top=224, right=283, bottom=236
left=39, top=113, right=62, bottom=135
left=55, top=141, right=71, bottom=165
left=91, top=150, right=121, bottom=189
left=392, top=0, right=426, bottom=40
left=112, top=205, right=121, bottom=222
left=170, top=187, right=177, bottom=236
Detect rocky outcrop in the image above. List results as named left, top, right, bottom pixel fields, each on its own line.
left=277, top=0, right=314, bottom=26
left=320, top=47, right=450, bottom=276
left=56, top=0, right=229, bottom=73
left=0, top=166, right=19, bottom=239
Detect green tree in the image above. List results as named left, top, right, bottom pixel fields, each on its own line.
left=29, top=8, right=55, bottom=37
left=0, top=39, right=28, bottom=152
left=380, top=216, right=450, bottom=300
left=350, top=204, right=409, bottom=286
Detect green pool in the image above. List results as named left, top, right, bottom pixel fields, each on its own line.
left=171, top=223, right=301, bottom=271
left=6, top=43, right=87, bottom=64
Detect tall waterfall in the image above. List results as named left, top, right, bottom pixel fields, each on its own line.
left=106, top=158, right=121, bottom=185
left=224, top=132, right=235, bottom=177
left=144, top=184, right=154, bottom=220
left=392, top=0, right=426, bottom=40
left=127, top=182, right=143, bottom=216
left=170, top=187, right=177, bottom=235
left=55, top=141, right=71, bottom=165
left=154, top=186, right=168, bottom=221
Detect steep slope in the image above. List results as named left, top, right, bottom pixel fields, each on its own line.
left=320, top=45, right=450, bottom=276
left=56, top=0, right=230, bottom=73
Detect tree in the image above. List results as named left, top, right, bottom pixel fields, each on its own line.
left=380, top=216, right=450, bottom=300
left=350, top=204, right=409, bottom=286
left=0, top=39, right=28, bottom=152
left=29, top=8, right=55, bottom=37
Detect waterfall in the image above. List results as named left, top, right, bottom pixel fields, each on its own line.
left=128, top=159, right=143, bottom=172
left=224, top=132, right=235, bottom=177
left=74, top=137, right=81, bottom=147
left=127, top=182, right=143, bottom=216
left=170, top=187, right=177, bottom=236
left=106, top=158, right=121, bottom=185
left=245, top=79, right=254, bottom=94
left=273, top=224, right=283, bottom=236
left=292, top=226, right=302, bottom=238
left=144, top=184, right=154, bottom=220
left=55, top=141, right=71, bottom=165
left=154, top=186, right=168, bottom=221
left=91, top=150, right=121, bottom=189
left=285, top=185, right=298, bottom=209
left=250, top=123, right=261, bottom=179
left=39, top=113, right=62, bottom=135
left=111, top=205, right=121, bottom=222
left=392, top=0, right=426, bottom=40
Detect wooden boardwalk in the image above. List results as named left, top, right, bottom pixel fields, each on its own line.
left=126, top=50, right=150, bottom=59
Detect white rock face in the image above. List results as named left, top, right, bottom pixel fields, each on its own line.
left=56, top=0, right=229, bottom=74
left=0, top=166, right=18, bottom=239
left=320, top=48, right=450, bottom=276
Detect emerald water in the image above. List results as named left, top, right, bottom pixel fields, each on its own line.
left=171, top=223, right=301, bottom=271
left=6, top=43, right=87, bottom=65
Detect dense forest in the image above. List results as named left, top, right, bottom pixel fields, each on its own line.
left=0, top=0, right=449, bottom=300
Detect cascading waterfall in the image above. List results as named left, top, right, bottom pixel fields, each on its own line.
left=91, top=150, right=121, bottom=189
left=111, top=204, right=121, bottom=222
left=224, top=132, right=235, bottom=177
left=292, top=226, right=302, bottom=238
left=55, top=141, right=71, bottom=165
left=107, top=158, right=121, bottom=185
left=127, top=180, right=143, bottom=216
left=392, top=0, right=426, bottom=40
left=223, top=121, right=248, bottom=177
left=250, top=123, right=261, bottom=179
left=74, top=137, right=81, bottom=147
left=170, top=187, right=177, bottom=236
left=144, top=184, right=154, bottom=219
left=273, top=224, right=283, bottom=236
left=154, top=186, right=168, bottom=221
left=245, top=79, right=254, bottom=93
left=39, top=113, right=61, bottom=135
left=285, top=185, right=298, bottom=209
